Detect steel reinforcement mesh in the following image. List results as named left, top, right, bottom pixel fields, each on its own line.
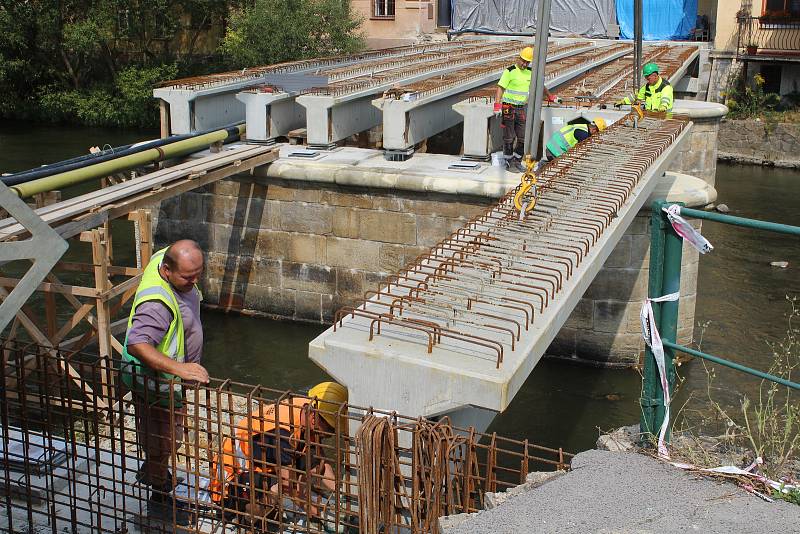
left=0, top=340, right=570, bottom=533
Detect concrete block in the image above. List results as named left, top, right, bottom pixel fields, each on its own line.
left=278, top=202, right=334, bottom=235
left=327, top=237, right=382, bottom=271
left=358, top=210, right=417, bottom=245
left=331, top=206, right=360, bottom=239
left=564, top=299, right=593, bottom=330
left=295, top=290, right=322, bottom=322
left=283, top=262, right=336, bottom=293
left=603, top=235, right=631, bottom=268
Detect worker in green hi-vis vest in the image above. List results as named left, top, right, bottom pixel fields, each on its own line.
left=494, top=46, right=559, bottom=172
left=121, top=239, right=208, bottom=526
left=616, top=62, right=674, bottom=112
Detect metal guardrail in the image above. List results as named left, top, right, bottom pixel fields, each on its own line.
left=640, top=200, right=800, bottom=443
left=737, top=15, right=800, bottom=55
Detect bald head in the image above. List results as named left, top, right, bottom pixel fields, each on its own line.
left=160, top=240, right=203, bottom=292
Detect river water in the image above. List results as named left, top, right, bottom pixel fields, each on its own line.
left=1, top=121, right=798, bottom=454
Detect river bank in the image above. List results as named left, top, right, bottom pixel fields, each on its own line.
left=718, top=118, right=800, bottom=168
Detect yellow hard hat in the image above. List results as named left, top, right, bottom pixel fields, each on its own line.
left=308, top=381, right=348, bottom=430
left=520, top=47, right=534, bottom=62
left=592, top=117, right=607, bottom=131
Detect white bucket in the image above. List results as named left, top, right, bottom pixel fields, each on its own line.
left=491, top=152, right=506, bottom=167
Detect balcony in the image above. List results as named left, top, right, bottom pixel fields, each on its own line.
left=737, top=15, right=800, bottom=59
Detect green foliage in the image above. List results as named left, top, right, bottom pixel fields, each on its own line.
left=725, top=73, right=782, bottom=119
left=772, top=484, right=800, bottom=505
left=221, top=0, right=365, bottom=67
left=37, top=64, right=178, bottom=128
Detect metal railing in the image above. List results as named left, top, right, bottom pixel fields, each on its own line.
left=737, top=15, right=800, bottom=55
left=0, top=339, right=571, bottom=533
left=640, top=200, right=800, bottom=443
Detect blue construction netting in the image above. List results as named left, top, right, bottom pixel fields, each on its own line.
left=615, top=0, right=698, bottom=40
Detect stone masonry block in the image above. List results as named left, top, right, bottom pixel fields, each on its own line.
left=378, top=243, right=406, bottom=272
left=321, top=293, right=340, bottom=323
left=416, top=215, right=463, bottom=248
left=283, top=262, right=336, bottom=294
left=327, top=237, right=382, bottom=271
left=369, top=196, right=405, bottom=212
left=358, top=211, right=417, bottom=245
left=180, top=192, right=208, bottom=221
left=548, top=327, right=577, bottom=358
left=584, top=267, right=648, bottom=302
left=212, top=179, right=242, bottom=197
left=266, top=182, right=322, bottom=203
left=564, top=298, right=593, bottom=330
left=592, top=300, right=630, bottom=334
left=630, top=234, right=651, bottom=265
left=337, top=269, right=365, bottom=299
left=255, top=230, right=289, bottom=260
left=249, top=257, right=282, bottom=288
left=627, top=214, right=650, bottom=236
left=243, top=286, right=296, bottom=318
left=256, top=230, right=327, bottom=265
left=331, top=207, right=360, bottom=239
left=278, top=202, right=334, bottom=235
left=677, top=294, right=697, bottom=331
left=201, top=277, right=222, bottom=305
left=603, top=235, right=631, bottom=268
left=319, top=190, right=373, bottom=210
left=403, top=196, right=490, bottom=219
left=295, top=290, right=323, bottom=322
left=576, top=330, right=642, bottom=365
left=206, top=195, right=240, bottom=225
left=209, top=223, right=241, bottom=256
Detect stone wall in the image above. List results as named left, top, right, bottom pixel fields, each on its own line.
left=668, top=116, right=720, bottom=186
left=155, top=173, right=699, bottom=366
left=718, top=119, right=800, bottom=168
left=155, top=177, right=492, bottom=323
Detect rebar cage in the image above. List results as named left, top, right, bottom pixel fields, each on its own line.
left=0, top=339, right=571, bottom=533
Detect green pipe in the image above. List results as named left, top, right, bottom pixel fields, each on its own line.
left=676, top=206, right=800, bottom=237
left=11, top=124, right=246, bottom=199
left=662, top=340, right=800, bottom=391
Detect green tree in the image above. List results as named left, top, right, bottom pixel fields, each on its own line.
left=221, top=0, right=365, bottom=67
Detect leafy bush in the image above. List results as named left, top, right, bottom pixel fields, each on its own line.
left=36, top=64, right=178, bottom=128
left=221, top=0, right=365, bottom=67
left=725, top=73, right=781, bottom=119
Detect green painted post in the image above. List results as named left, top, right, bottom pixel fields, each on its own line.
left=640, top=200, right=667, bottom=438
left=655, top=201, right=683, bottom=444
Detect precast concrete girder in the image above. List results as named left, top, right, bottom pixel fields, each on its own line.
left=236, top=92, right=306, bottom=143
left=155, top=86, right=250, bottom=135
left=309, top=118, right=693, bottom=424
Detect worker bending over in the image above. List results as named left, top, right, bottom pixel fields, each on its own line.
left=210, top=382, right=348, bottom=525
left=543, top=117, right=607, bottom=162
left=616, top=62, right=673, bottom=112
left=494, top=46, right=559, bottom=172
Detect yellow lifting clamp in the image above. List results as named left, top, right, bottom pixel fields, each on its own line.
left=512, top=155, right=539, bottom=215
left=633, top=103, right=645, bottom=120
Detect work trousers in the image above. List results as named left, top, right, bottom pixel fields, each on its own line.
left=501, top=103, right=526, bottom=160
left=133, top=394, right=185, bottom=490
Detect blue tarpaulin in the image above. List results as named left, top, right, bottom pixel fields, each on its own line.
left=616, top=0, right=697, bottom=40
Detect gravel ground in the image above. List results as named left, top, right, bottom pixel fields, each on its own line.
left=441, top=449, right=800, bottom=534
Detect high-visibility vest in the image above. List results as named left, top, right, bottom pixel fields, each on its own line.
left=209, top=398, right=312, bottom=503
left=121, top=248, right=186, bottom=404
left=623, top=77, right=673, bottom=111
left=545, top=124, right=590, bottom=158
left=499, top=65, right=532, bottom=105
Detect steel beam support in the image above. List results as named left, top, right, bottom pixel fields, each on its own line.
left=523, top=0, right=552, bottom=158
left=634, top=0, right=643, bottom=91
left=640, top=199, right=683, bottom=444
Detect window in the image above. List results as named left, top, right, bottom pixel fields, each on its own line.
left=373, top=0, right=395, bottom=18
left=763, top=0, right=800, bottom=18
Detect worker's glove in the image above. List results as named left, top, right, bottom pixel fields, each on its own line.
left=547, top=95, right=561, bottom=104
left=493, top=102, right=502, bottom=114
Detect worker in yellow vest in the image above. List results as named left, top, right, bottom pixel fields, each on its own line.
left=616, top=62, right=674, bottom=112
left=121, top=239, right=208, bottom=526
left=494, top=46, right=559, bottom=172
left=209, top=382, right=348, bottom=525
left=544, top=117, right=607, bottom=161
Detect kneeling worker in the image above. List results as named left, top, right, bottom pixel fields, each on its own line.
left=210, top=382, right=348, bottom=524
left=543, top=117, right=607, bottom=162
left=616, top=62, right=673, bottom=112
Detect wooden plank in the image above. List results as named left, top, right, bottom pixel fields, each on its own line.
left=51, top=302, right=95, bottom=345
left=101, top=273, right=142, bottom=302
left=56, top=261, right=142, bottom=277
left=0, top=145, right=273, bottom=239
left=0, top=277, right=100, bottom=298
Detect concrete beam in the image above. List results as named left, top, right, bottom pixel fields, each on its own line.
left=236, top=92, right=306, bottom=143
left=309, top=123, right=692, bottom=422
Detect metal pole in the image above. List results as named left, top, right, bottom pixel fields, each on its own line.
left=523, top=0, right=552, bottom=159
left=640, top=200, right=666, bottom=438
left=634, top=0, right=643, bottom=92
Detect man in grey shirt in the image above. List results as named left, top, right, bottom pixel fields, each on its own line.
left=124, top=239, right=209, bottom=524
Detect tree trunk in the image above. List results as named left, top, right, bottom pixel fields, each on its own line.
left=59, top=49, right=80, bottom=89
